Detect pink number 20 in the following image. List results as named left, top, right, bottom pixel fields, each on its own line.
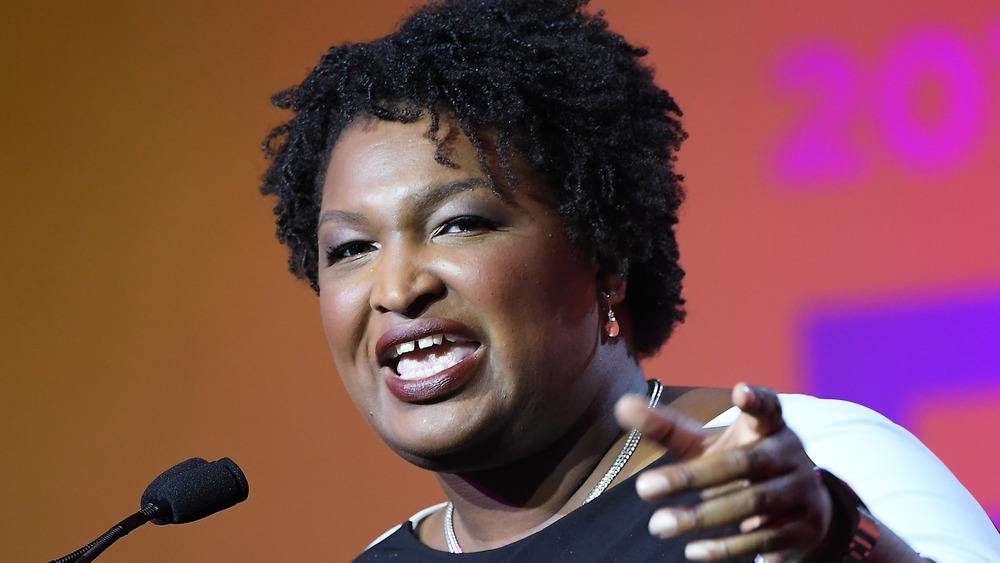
left=769, top=27, right=990, bottom=191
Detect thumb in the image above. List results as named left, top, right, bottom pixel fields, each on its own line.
left=731, top=382, right=785, bottom=438
left=614, top=394, right=709, bottom=460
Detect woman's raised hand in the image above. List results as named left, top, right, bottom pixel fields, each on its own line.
left=614, top=383, right=834, bottom=562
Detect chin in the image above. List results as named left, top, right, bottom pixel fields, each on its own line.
left=378, top=420, right=513, bottom=473
left=393, top=446, right=511, bottom=474
left=385, top=439, right=480, bottom=472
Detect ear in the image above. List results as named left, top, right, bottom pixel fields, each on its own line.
left=595, top=256, right=628, bottom=306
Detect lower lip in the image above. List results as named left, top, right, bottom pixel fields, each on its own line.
left=381, top=346, right=482, bottom=403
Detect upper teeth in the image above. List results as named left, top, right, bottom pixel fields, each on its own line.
left=391, top=333, right=454, bottom=358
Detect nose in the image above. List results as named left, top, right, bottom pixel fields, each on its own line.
left=368, top=240, right=445, bottom=316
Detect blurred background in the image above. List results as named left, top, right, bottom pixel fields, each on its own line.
left=3, top=1, right=999, bottom=560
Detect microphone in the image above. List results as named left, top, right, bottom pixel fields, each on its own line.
left=142, top=457, right=249, bottom=525
left=49, top=457, right=249, bottom=563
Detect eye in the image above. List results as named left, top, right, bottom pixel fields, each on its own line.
left=325, top=240, right=376, bottom=265
left=433, top=215, right=497, bottom=237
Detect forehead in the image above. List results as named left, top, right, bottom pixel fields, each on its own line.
left=320, top=116, right=564, bottom=224
left=324, top=117, right=481, bottom=193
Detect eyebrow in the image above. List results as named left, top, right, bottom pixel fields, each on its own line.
left=411, top=177, right=492, bottom=213
left=318, top=177, right=492, bottom=227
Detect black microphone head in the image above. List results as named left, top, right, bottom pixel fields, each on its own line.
left=141, top=457, right=249, bottom=525
left=141, top=458, right=208, bottom=506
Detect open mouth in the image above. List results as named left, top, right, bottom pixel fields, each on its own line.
left=387, top=333, right=480, bottom=380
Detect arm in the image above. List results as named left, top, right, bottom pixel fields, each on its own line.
left=615, top=385, right=1000, bottom=562
left=809, top=467, right=935, bottom=563
left=770, top=394, right=1000, bottom=562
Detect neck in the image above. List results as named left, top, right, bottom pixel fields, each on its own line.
left=433, top=363, right=650, bottom=551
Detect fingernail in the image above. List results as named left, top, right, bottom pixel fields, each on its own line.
left=648, top=510, right=678, bottom=537
left=685, top=541, right=711, bottom=560
left=635, top=473, right=670, bottom=497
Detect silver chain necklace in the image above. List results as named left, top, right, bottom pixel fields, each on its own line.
left=444, top=379, right=664, bottom=554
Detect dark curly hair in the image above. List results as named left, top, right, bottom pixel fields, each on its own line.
left=261, top=0, right=687, bottom=356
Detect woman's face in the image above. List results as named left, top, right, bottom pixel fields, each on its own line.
left=317, top=116, right=615, bottom=470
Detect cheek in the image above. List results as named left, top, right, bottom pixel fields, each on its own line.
left=523, top=237, right=594, bottom=304
left=536, top=262, right=598, bottom=339
left=476, top=241, right=597, bottom=343
left=318, top=283, right=382, bottom=419
left=318, top=281, right=368, bottom=372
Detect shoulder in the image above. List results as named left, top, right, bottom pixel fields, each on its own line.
left=711, top=394, right=955, bottom=484
left=358, top=502, right=447, bottom=558
left=703, top=392, right=886, bottom=428
left=704, top=393, right=927, bottom=461
left=704, top=393, right=964, bottom=501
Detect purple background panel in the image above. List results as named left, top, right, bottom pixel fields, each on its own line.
left=802, top=291, right=1000, bottom=524
left=803, top=292, right=1000, bottom=427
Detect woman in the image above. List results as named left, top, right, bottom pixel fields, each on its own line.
left=260, top=0, right=1000, bottom=560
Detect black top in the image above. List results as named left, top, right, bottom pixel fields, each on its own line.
left=353, top=453, right=753, bottom=562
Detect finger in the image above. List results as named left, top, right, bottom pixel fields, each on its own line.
left=732, top=383, right=785, bottom=437
left=639, top=446, right=751, bottom=499
left=684, top=514, right=815, bottom=562
left=637, top=446, right=748, bottom=500
left=702, top=479, right=751, bottom=502
left=639, top=423, right=806, bottom=500
left=684, top=526, right=783, bottom=562
left=739, top=513, right=768, bottom=533
left=647, top=470, right=804, bottom=538
left=614, top=394, right=709, bottom=459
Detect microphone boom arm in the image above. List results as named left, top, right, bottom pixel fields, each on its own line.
left=47, top=457, right=248, bottom=563
left=49, top=502, right=160, bottom=563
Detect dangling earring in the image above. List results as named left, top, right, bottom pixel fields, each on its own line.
left=604, top=294, right=620, bottom=338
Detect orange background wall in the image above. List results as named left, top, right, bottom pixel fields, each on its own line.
left=3, top=2, right=999, bottom=561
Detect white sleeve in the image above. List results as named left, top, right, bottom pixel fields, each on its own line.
left=362, top=501, right=448, bottom=552
left=705, top=394, right=1000, bottom=562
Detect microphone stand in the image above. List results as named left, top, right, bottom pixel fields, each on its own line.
left=49, top=456, right=247, bottom=562
left=49, top=503, right=161, bottom=563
